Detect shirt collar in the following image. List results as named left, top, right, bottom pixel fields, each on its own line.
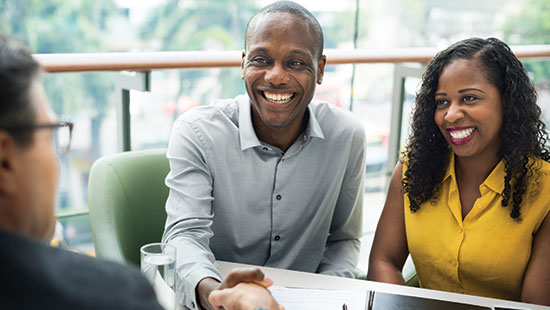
left=238, top=95, right=261, bottom=150
left=238, top=95, right=325, bottom=151
left=305, top=103, right=324, bottom=140
left=442, top=152, right=454, bottom=183
left=442, top=153, right=505, bottom=195
left=483, top=158, right=506, bottom=194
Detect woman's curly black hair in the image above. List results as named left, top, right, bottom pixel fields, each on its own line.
left=403, top=37, right=550, bottom=219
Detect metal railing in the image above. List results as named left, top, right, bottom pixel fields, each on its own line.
left=34, top=45, right=550, bottom=73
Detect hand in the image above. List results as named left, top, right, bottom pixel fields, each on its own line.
left=197, top=278, right=222, bottom=310
left=197, top=268, right=274, bottom=310
left=219, top=268, right=273, bottom=290
left=209, top=282, right=282, bottom=310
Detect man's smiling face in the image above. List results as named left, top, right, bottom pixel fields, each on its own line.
left=242, top=12, right=326, bottom=138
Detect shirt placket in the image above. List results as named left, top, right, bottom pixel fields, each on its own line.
left=266, top=134, right=308, bottom=262
left=260, top=144, right=284, bottom=261
left=448, top=185, right=466, bottom=292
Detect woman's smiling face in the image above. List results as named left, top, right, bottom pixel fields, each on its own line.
left=434, top=58, right=504, bottom=162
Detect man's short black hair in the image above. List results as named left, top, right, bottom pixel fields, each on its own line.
left=244, top=1, right=324, bottom=59
left=0, top=35, right=40, bottom=147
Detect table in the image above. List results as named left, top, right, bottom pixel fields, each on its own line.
left=159, top=261, right=549, bottom=310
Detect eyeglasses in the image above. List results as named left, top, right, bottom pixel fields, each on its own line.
left=2, top=121, right=74, bottom=156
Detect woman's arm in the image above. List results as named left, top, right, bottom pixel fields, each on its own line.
left=521, top=211, right=550, bottom=306
left=367, top=161, right=410, bottom=284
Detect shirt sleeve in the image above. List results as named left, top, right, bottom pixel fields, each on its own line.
left=161, top=119, right=222, bottom=310
left=316, top=125, right=366, bottom=278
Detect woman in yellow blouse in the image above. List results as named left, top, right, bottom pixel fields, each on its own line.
left=368, top=37, right=550, bottom=306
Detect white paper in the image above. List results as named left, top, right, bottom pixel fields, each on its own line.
left=269, top=286, right=368, bottom=310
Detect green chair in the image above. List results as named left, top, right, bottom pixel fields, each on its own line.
left=88, top=148, right=170, bottom=267
left=404, top=269, right=420, bottom=287
left=403, top=256, right=420, bottom=287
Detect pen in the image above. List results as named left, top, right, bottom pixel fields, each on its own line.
left=342, top=303, right=347, bottom=310
left=367, top=291, right=374, bottom=310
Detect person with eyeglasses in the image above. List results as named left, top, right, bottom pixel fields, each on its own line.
left=4, top=121, right=74, bottom=156
left=0, top=35, right=163, bottom=309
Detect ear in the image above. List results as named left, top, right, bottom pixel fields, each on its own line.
left=316, top=55, right=327, bottom=85
left=0, top=131, right=20, bottom=199
left=0, top=131, right=26, bottom=234
left=241, top=51, right=246, bottom=80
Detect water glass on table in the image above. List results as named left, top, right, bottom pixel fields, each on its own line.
left=141, top=243, right=177, bottom=310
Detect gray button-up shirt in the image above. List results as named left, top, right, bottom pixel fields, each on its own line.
left=162, top=95, right=366, bottom=309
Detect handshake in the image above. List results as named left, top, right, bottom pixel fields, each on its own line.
left=201, top=268, right=284, bottom=310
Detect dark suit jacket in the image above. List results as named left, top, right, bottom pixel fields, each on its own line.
left=0, top=229, right=163, bottom=310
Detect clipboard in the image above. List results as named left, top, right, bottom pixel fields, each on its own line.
left=270, top=286, right=494, bottom=310
left=368, top=291, right=491, bottom=310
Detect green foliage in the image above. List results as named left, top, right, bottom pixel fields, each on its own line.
left=140, top=0, right=258, bottom=105
left=0, top=0, right=117, bottom=157
left=323, top=9, right=368, bottom=49
left=0, top=0, right=116, bottom=108
left=141, top=0, right=257, bottom=51
left=0, top=0, right=115, bottom=53
left=503, top=0, right=550, bottom=85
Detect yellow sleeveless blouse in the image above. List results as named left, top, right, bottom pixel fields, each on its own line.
left=403, top=154, right=550, bottom=301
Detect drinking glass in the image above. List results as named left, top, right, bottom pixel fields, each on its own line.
left=141, top=243, right=177, bottom=309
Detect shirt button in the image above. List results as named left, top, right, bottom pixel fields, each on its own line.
left=452, top=261, right=458, bottom=267
left=458, top=228, right=463, bottom=233
left=276, top=194, right=282, bottom=200
left=274, top=235, right=281, bottom=241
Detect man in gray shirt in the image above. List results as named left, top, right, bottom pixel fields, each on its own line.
left=162, top=1, right=366, bottom=309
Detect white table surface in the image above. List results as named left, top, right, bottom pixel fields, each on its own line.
left=215, top=261, right=548, bottom=310
left=159, top=261, right=549, bottom=310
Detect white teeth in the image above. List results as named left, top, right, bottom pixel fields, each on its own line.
left=449, top=127, right=475, bottom=140
left=263, top=91, right=294, bottom=104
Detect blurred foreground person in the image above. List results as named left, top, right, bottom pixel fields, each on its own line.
left=0, top=35, right=163, bottom=310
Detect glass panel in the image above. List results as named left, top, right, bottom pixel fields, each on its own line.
left=44, top=71, right=118, bottom=209
left=55, top=214, right=95, bottom=255
left=43, top=72, right=117, bottom=253
left=350, top=63, right=394, bottom=272
left=130, top=68, right=246, bottom=150
left=400, top=76, right=422, bottom=152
